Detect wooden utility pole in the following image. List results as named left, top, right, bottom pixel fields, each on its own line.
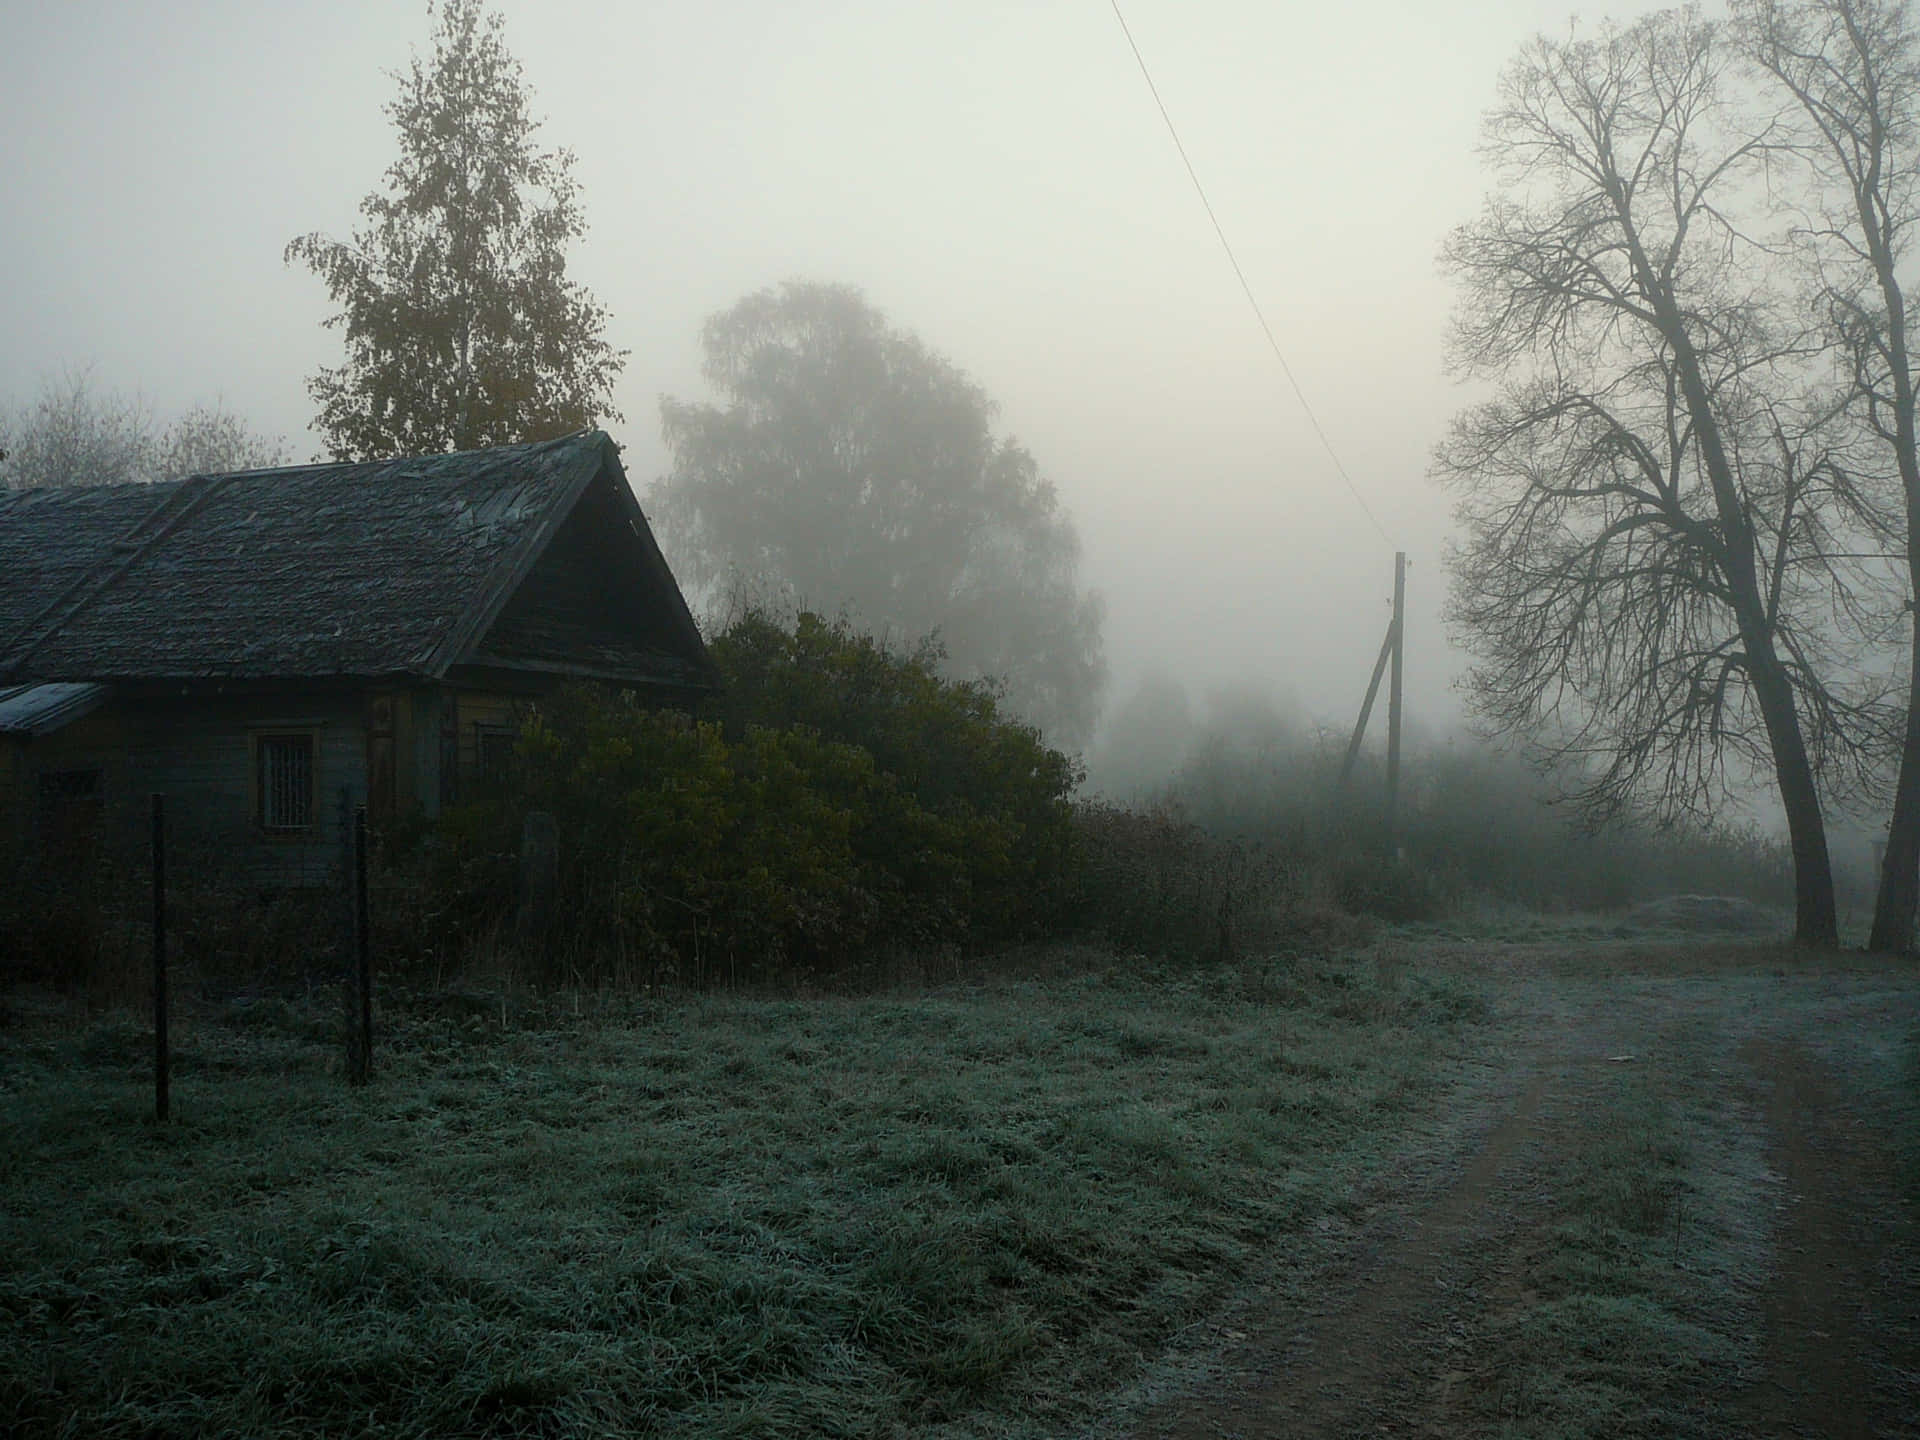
left=1384, top=551, right=1406, bottom=859
left=1339, top=619, right=1397, bottom=789
left=1340, top=553, right=1410, bottom=856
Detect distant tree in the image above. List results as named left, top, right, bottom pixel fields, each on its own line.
left=158, top=404, right=290, bottom=477
left=0, top=368, right=153, bottom=489
left=1437, top=13, right=1879, bottom=947
left=652, top=281, right=1107, bottom=747
left=1090, top=673, right=1194, bottom=798
left=286, top=0, right=623, bottom=460
left=0, top=368, right=286, bottom=489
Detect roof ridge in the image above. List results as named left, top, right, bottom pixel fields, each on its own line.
left=0, top=474, right=231, bottom=681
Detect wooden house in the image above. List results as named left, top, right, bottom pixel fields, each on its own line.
left=0, top=431, right=715, bottom=884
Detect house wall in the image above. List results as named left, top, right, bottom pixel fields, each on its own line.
left=455, top=691, right=526, bottom=774
left=360, top=684, right=519, bottom=820
left=4, top=683, right=546, bottom=891
left=0, top=738, right=22, bottom=866
left=14, top=691, right=368, bottom=888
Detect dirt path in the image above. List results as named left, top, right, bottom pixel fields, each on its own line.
left=1113, top=948, right=1920, bottom=1440
left=1739, top=1035, right=1920, bottom=1439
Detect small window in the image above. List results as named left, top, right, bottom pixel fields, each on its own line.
left=256, top=733, right=315, bottom=832
left=37, top=769, right=103, bottom=852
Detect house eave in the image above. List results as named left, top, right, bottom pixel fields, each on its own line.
left=445, top=657, right=718, bottom=697
left=0, top=681, right=113, bottom=737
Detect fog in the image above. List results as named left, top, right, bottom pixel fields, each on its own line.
left=2, top=0, right=1666, bottom=750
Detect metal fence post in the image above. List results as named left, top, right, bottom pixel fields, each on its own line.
left=349, top=804, right=373, bottom=1084
left=151, top=792, right=168, bottom=1123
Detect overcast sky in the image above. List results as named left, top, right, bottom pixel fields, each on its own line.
left=2, top=0, right=1669, bottom=748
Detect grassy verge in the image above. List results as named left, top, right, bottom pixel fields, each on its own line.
left=0, top=954, right=1484, bottom=1438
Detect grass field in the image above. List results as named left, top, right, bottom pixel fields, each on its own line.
left=0, top=952, right=1487, bottom=1438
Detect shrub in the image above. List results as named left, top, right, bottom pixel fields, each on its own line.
left=395, top=612, right=1084, bottom=985
left=1068, top=800, right=1312, bottom=963
left=1329, top=853, right=1449, bottom=924
left=709, top=611, right=1082, bottom=903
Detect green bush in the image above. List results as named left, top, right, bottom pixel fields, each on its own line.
left=709, top=611, right=1082, bottom=901
left=708, top=611, right=1083, bottom=945
left=396, top=611, right=1084, bottom=984
left=1330, top=853, right=1449, bottom=924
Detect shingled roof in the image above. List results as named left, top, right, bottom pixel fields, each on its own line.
left=0, top=431, right=715, bottom=690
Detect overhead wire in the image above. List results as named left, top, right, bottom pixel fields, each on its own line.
left=1106, top=0, right=1394, bottom=548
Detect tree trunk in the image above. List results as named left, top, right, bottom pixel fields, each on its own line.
left=1862, top=259, right=1920, bottom=951
left=1750, top=650, right=1840, bottom=946
left=1647, top=299, right=1839, bottom=947
left=1869, top=614, right=1920, bottom=950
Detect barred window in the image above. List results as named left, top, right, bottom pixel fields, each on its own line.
left=256, top=734, right=314, bottom=832
left=476, top=725, right=516, bottom=783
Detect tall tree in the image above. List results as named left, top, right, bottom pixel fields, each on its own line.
left=1, top=368, right=286, bottom=489
left=1738, top=0, right=1920, bottom=949
left=652, top=282, right=1107, bottom=747
left=287, top=0, right=623, bottom=460
left=1439, top=12, right=1863, bottom=946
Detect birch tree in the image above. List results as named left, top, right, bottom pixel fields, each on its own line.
left=287, top=0, right=623, bottom=460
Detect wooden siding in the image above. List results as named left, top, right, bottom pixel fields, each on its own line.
left=448, top=691, right=526, bottom=803
left=11, top=692, right=368, bottom=888
left=0, top=738, right=21, bottom=864
left=1, top=683, right=547, bottom=883
left=406, top=688, right=446, bottom=819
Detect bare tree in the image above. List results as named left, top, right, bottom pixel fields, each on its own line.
left=0, top=369, right=289, bottom=489
left=1439, top=12, right=1867, bottom=945
left=157, top=404, right=290, bottom=478
left=1738, top=0, right=1920, bottom=949
left=0, top=367, right=154, bottom=489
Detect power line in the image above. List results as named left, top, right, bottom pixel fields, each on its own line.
left=1107, top=0, right=1393, bottom=548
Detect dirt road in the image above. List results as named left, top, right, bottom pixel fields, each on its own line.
left=1106, top=944, right=1920, bottom=1440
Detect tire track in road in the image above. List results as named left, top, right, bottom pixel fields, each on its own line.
left=1738, top=1036, right=1920, bottom=1440
left=1124, top=1053, right=1557, bottom=1439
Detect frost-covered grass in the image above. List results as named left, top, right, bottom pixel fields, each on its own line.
left=0, top=955, right=1484, bottom=1438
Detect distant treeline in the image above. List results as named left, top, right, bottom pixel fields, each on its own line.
left=1093, top=695, right=1797, bottom=922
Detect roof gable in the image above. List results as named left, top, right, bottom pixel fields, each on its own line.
left=0, top=432, right=712, bottom=689
left=465, top=458, right=715, bottom=688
